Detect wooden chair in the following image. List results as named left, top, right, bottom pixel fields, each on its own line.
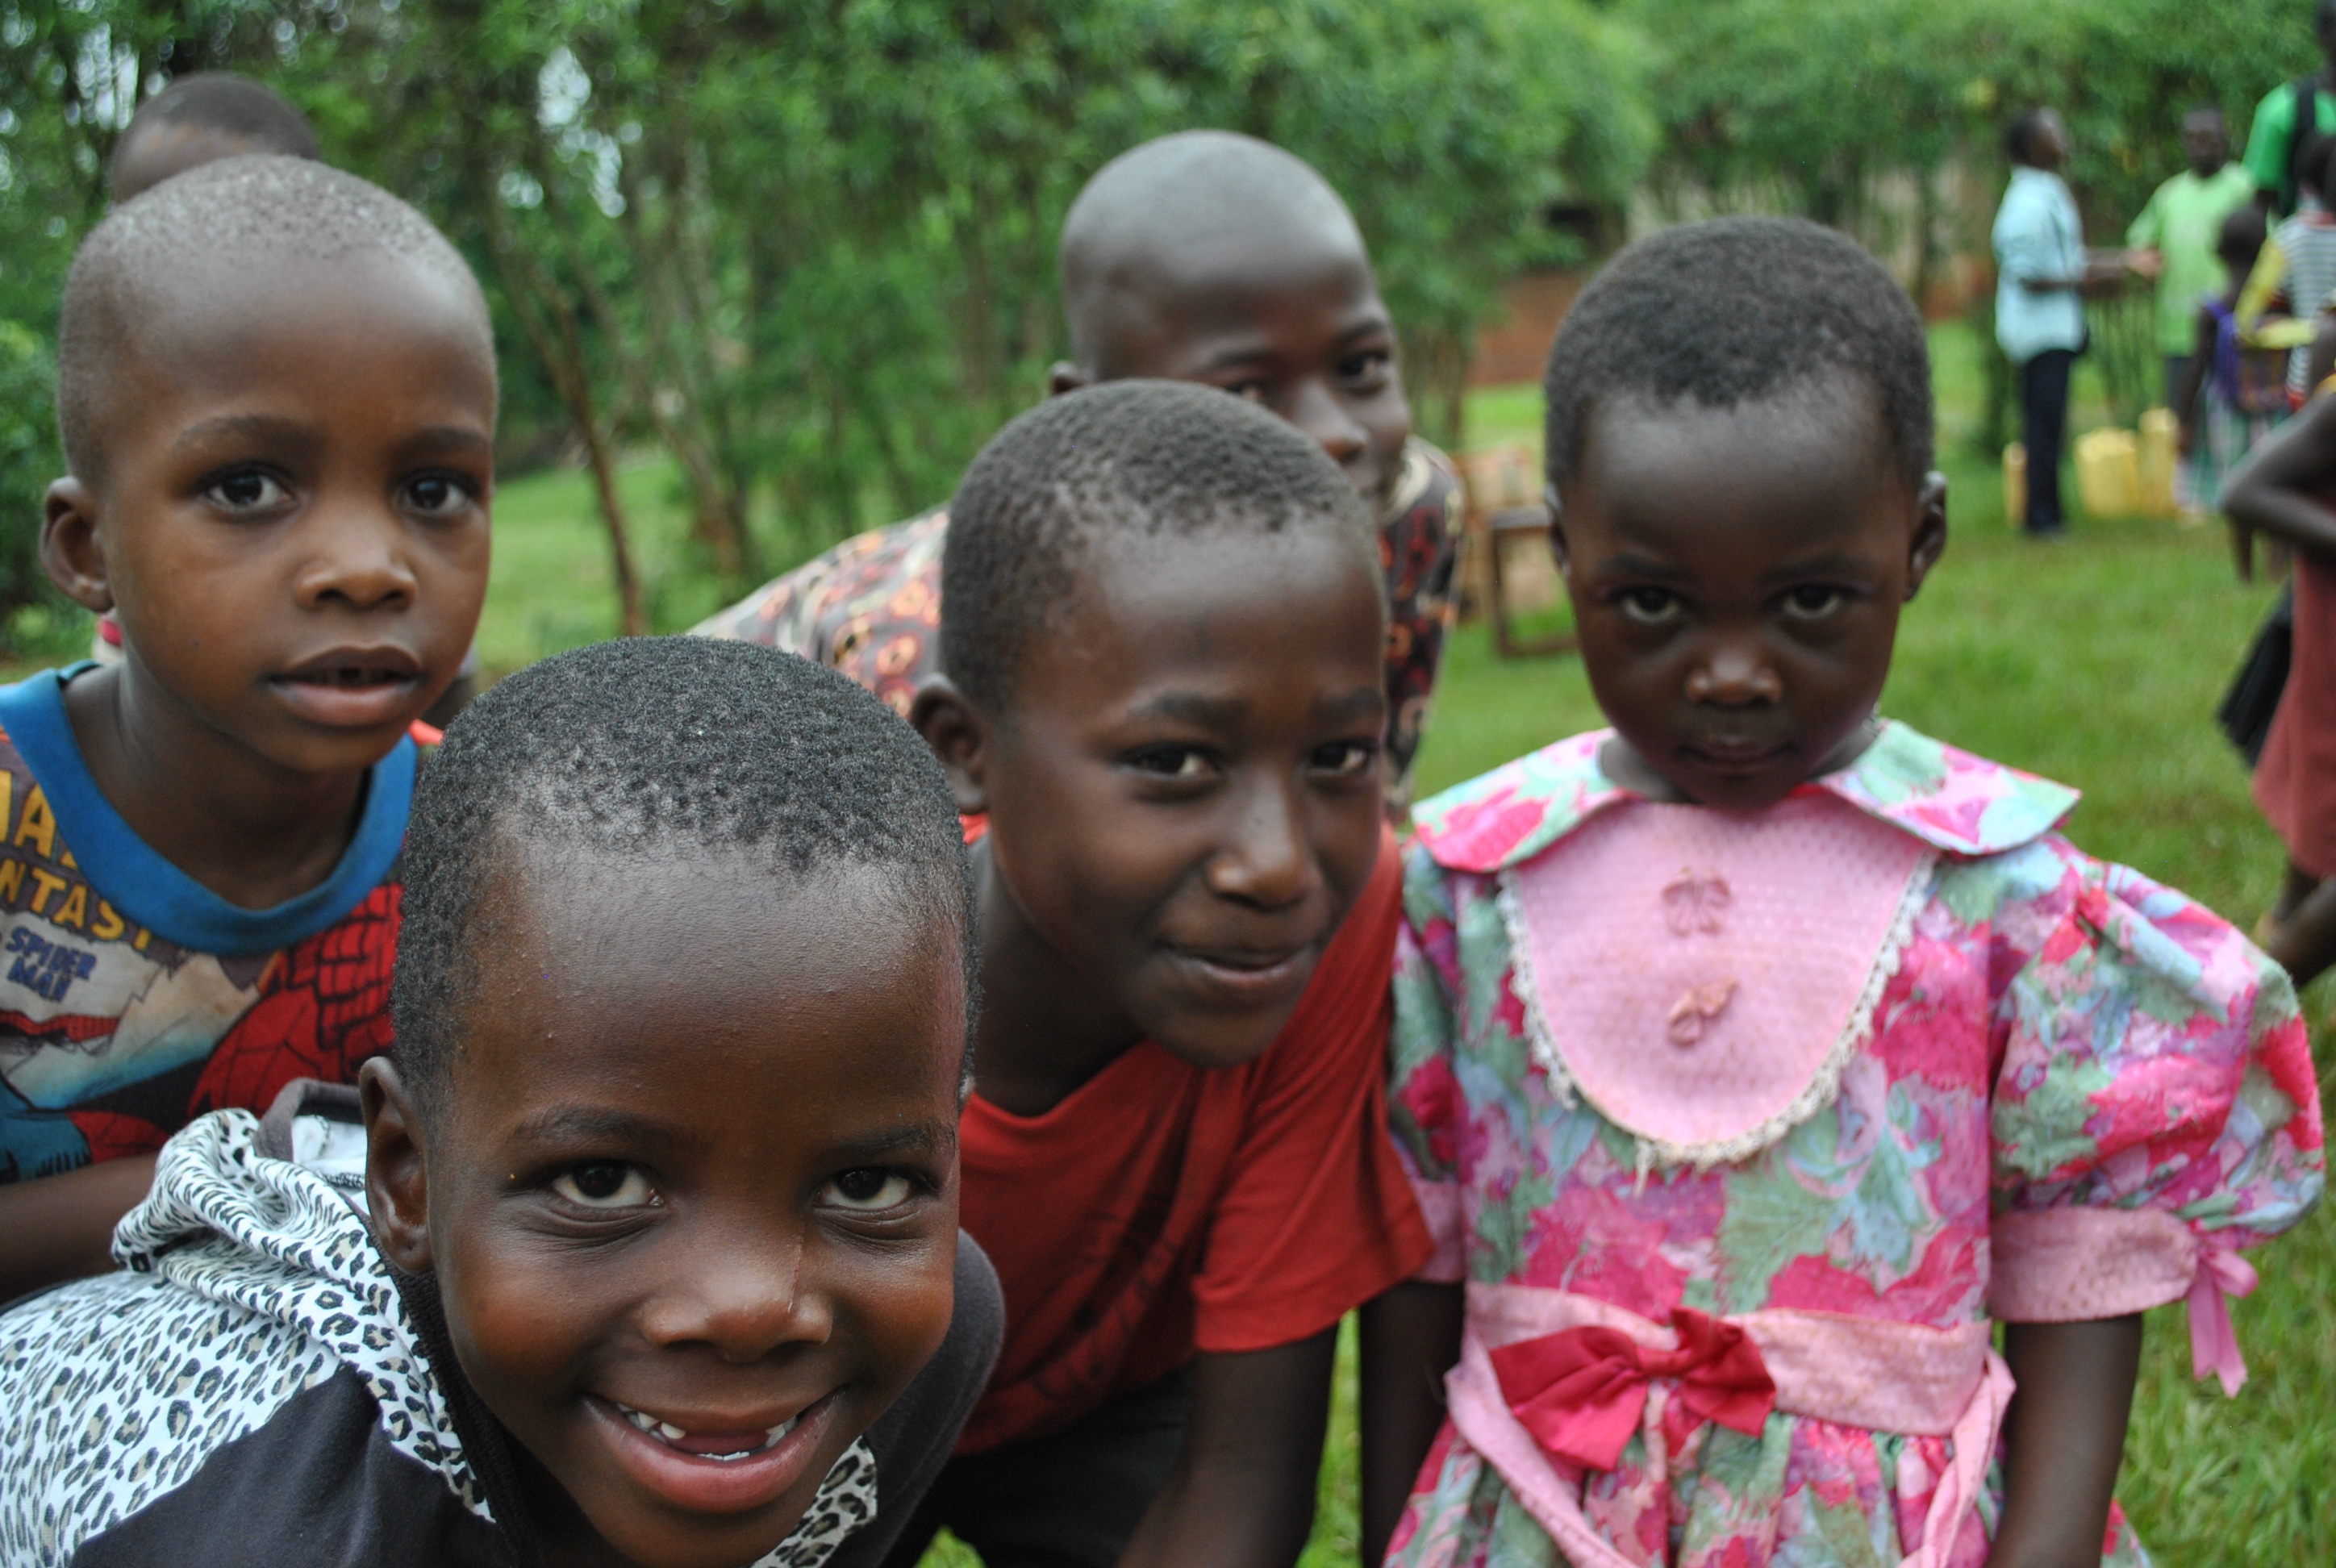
left=1455, top=443, right=1575, bottom=658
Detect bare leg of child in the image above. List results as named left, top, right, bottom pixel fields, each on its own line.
left=2265, top=873, right=2336, bottom=989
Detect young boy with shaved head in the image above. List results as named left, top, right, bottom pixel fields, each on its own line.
left=842, top=381, right=1431, bottom=1568
left=0, top=638, right=1004, bottom=1566
left=696, top=130, right=1462, bottom=806
left=0, top=156, right=490, bottom=1299
left=90, top=75, right=485, bottom=722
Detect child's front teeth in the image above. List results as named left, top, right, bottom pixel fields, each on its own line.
left=615, top=1402, right=798, bottom=1450
left=616, top=1403, right=685, bottom=1441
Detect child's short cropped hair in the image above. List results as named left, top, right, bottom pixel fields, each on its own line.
left=56, top=155, right=488, bottom=484
left=939, top=379, right=1372, bottom=709
left=107, top=72, right=319, bottom=191
left=391, top=636, right=978, bottom=1117
left=1542, top=215, right=1934, bottom=491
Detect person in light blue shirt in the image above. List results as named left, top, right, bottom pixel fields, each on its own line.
left=1993, top=108, right=2121, bottom=536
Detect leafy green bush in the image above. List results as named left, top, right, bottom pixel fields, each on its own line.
left=0, top=318, right=60, bottom=628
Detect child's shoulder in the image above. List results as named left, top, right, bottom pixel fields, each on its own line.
left=0, top=1112, right=490, bottom=1560
left=1407, top=721, right=2080, bottom=879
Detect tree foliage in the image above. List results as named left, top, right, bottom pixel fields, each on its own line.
left=0, top=0, right=1646, bottom=634
left=4, top=0, right=2326, bottom=640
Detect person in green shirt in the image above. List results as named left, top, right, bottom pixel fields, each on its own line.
left=2242, top=0, right=2336, bottom=215
left=2130, top=106, right=2258, bottom=414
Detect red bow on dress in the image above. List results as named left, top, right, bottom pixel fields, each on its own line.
left=1487, top=1307, right=1778, bottom=1472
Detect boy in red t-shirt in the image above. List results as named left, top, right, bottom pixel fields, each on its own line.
left=0, top=156, right=490, bottom=1299
left=891, top=380, right=1430, bottom=1567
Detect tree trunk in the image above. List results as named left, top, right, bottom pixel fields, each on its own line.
left=482, top=208, right=650, bottom=636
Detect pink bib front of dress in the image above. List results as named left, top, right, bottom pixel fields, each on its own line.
left=1503, top=790, right=1934, bottom=1168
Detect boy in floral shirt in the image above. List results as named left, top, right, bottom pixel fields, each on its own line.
left=1361, top=218, right=2323, bottom=1568
left=695, top=131, right=1462, bottom=807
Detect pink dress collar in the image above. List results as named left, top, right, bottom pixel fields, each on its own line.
left=1412, top=719, right=2079, bottom=876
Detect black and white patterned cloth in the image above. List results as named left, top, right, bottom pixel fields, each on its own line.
left=0, top=1107, right=998, bottom=1567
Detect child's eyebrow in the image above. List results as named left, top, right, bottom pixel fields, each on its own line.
left=390, top=425, right=497, bottom=464
left=825, top=1121, right=959, bottom=1162
left=1313, top=686, right=1388, bottom=726
left=506, top=1105, right=686, bottom=1151
left=1759, top=551, right=1871, bottom=583
left=171, top=411, right=313, bottom=455
left=1590, top=550, right=1689, bottom=581
left=1127, top=691, right=1249, bottom=728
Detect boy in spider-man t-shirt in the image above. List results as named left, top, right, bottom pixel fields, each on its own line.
left=0, top=154, right=490, bottom=1299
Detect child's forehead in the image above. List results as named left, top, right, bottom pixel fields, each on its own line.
left=105, top=248, right=493, bottom=415
left=1047, top=515, right=1380, bottom=646
left=1575, top=382, right=1909, bottom=544
left=1080, top=211, right=1375, bottom=333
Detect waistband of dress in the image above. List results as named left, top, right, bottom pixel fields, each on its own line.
left=1450, top=1283, right=2014, bottom=1568
left=1465, top=1281, right=1992, bottom=1437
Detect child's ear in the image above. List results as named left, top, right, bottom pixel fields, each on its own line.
left=41, top=479, right=114, bottom=613
left=1904, top=471, right=1949, bottom=600
left=910, top=675, right=994, bottom=819
left=360, top=1057, right=435, bottom=1275
left=1544, top=482, right=1573, bottom=582
left=1047, top=362, right=1095, bottom=398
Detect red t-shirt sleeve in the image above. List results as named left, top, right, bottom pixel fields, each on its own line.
left=1187, top=829, right=1433, bottom=1353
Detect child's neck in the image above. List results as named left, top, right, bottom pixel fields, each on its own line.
left=967, top=839, right=1147, bottom=1118
left=65, top=665, right=370, bottom=911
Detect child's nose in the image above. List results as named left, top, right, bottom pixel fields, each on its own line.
left=1684, top=640, right=1783, bottom=705
left=641, top=1236, right=834, bottom=1362
left=294, top=502, right=419, bottom=612
left=1204, top=779, right=1316, bottom=910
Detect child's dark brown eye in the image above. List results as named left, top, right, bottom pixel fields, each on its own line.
left=1312, top=740, right=1376, bottom=777
left=1617, top=588, right=1682, bottom=626
left=553, top=1161, right=653, bottom=1208
left=1131, top=745, right=1210, bottom=778
left=825, top=1168, right=912, bottom=1211
left=206, top=470, right=289, bottom=511
left=1780, top=586, right=1847, bottom=621
left=405, top=475, right=469, bottom=515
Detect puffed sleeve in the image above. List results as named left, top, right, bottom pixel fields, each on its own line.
left=1985, top=837, right=2325, bottom=1394
left=1388, top=839, right=1470, bottom=1282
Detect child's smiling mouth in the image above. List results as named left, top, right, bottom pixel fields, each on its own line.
left=614, top=1400, right=799, bottom=1457
left=586, top=1391, right=836, bottom=1515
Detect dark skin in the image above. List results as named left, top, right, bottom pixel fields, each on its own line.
left=365, top=847, right=965, bottom=1568
left=1053, top=192, right=1412, bottom=517
left=110, top=123, right=294, bottom=204
left=1360, top=373, right=2144, bottom=1568
left=0, top=250, right=493, bottom=1302
left=911, top=524, right=1387, bottom=1568
left=2220, top=396, right=2336, bottom=986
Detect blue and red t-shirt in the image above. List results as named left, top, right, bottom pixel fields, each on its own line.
left=0, top=665, right=419, bottom=1182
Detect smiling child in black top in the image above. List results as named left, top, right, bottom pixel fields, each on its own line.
left=0, top=637, right=1003, bottom=1566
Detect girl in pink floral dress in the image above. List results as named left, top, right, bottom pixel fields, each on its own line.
left=1362, top=219, right=2324, bottom=1568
